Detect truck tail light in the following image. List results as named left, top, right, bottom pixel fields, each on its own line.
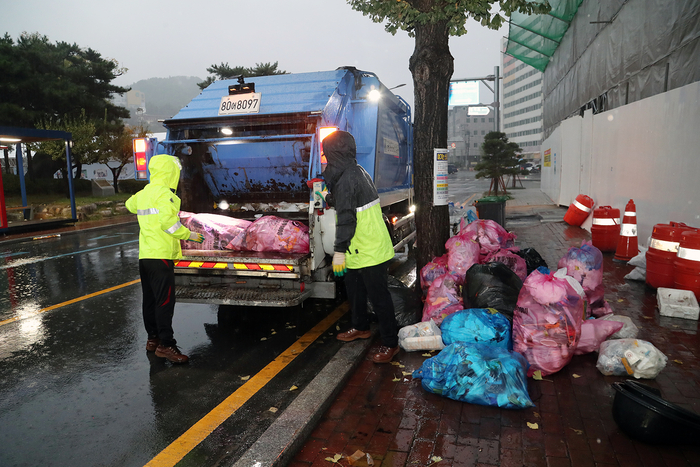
left=133, top=137, right=155, bottom=180
left=319, top=126, right=338, bottom=165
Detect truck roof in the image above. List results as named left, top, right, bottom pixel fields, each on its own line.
left=167, top=69, right=355, bottom=122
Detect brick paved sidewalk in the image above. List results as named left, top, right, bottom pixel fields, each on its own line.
left=291, top=221, right=700, bottom=467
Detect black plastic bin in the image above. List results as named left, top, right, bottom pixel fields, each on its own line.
left=475, top=196, right=508, bottom=227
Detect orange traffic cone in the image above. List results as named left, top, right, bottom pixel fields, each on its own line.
left=614, top=199, right=639, bottom=262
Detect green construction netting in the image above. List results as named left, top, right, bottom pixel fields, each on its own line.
left=505, top=0, right=584, bottom=72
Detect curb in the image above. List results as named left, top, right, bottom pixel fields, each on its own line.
left=231, top=334, right=376, bottom=467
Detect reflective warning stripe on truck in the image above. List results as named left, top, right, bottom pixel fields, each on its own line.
left=175, top=261, right=294, bottom=272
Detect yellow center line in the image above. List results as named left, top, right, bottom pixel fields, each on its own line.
left=145, top=302, right=349, bottom=467
left=0, top=279, right=141, bottom=328
left=463, top=193, right=477, bottom=206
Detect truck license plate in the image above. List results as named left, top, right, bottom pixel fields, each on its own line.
left=218, top=93, right=261, bottom=115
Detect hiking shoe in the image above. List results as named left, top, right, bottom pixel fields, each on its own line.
left=337, top=328, right=372, bottom=342
left=371, top=345, right=400, bottom=363
left=146, top=337, right=160, bottom=352
left=155, top=345, right=189, bottom=364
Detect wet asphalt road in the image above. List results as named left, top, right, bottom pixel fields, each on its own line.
left=0, top=223, right=352, bottom=467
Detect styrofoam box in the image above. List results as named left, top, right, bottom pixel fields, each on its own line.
left=657, top=287, right=700, bottom=320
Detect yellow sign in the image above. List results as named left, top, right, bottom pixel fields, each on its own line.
left=543, top=149, right=551, bottom=167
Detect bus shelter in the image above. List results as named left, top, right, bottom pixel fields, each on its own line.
left=0, top=126, right=77, bottom=234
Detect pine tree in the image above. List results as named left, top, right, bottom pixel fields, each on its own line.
left=474, top=131, right=522, bottom=195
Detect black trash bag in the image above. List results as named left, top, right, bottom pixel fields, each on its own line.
left=463, top=262, right=523, bottom=322
left=515, top=248, right=548, bottom=276
left=368, top=275, right=422, bottom=327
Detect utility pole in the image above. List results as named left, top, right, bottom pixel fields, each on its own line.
left=494, top=66, right=500, bottom=132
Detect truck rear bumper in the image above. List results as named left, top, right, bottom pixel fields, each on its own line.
left=176, top=284, right=313, bottom=307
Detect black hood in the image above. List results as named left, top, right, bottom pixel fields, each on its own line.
left=322, top=130, right=357, bottom=187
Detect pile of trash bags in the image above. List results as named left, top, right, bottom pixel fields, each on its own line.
left=409, top=221, right=664, bottom=409
left=180, top=212, right=309, bottom=254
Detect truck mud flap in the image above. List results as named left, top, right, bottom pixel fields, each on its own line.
left=175, top=285, right=312, bottom=307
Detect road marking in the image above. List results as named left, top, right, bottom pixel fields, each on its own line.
left=463, top=193, right=477, bottom=206
left=0, top=240, right=138, bottom=270
left=0, top=279, right=141, bottom=327
left=144, top=303, right=349, bottom=467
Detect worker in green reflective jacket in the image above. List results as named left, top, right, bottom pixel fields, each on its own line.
left=126, top=154, right=204, bottom=364
left=319, top=130, right=400, bottom=363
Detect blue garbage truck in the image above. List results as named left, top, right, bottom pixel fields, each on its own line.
left=136, top=67, right=415, bottom=307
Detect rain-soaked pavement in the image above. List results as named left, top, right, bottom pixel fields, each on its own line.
left=0, top=222, right=357, bottom=466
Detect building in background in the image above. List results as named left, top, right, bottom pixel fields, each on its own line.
left=500, top=38, right=543, bottom=163
left=447, top=107, right=495, bottom=169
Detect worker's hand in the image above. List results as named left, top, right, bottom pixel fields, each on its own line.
left=188, top=232, right=205, bottom=243
left=332, top=252, right=346, bottom=277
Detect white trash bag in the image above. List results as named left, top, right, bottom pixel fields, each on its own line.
left=600, top=314, right=639, bottom=339
left=596, top=339, right=667, bottom=379
left=398, top=319, right=445, bottom=352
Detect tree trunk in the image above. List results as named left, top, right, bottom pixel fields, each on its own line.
left=409, top=16, right=453, bottom=293
left=109, top=165, right=123, bottom=194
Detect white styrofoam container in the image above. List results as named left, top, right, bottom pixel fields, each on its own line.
left=657, top=287, right=700, bottom=320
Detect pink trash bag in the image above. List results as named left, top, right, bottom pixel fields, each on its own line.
left=513, top=270, right=585, bottom=376
left=483, top=248, right=527, bottom=281
left=574, top=319, right=624, bottom=355
left=420, top=254, right=448, bottom=296
left=557, top=241, right=612, bottom=317
left=179, top=212, right=251, bottom=251
left=245, top=216, right=310, bottom=253
left=421, top=273, right=463, bottom=325
left=444, top=235, right=479, bottom=282
left=459, top=219, right=517, bottom=261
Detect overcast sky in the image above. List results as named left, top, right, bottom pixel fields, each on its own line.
left=2, top=0, right=508, bottom=110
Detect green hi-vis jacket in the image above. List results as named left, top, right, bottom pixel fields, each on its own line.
left=321, top=131, right=394, bottom=269
left=125, top=154, right=192, bottom=260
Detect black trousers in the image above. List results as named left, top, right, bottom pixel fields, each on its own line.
left=139, top=259, right=177, bottom=347
left=344, top=261, right=398, bottom=348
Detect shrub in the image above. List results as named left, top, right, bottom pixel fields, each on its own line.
left=118, top=179, right=148, bottom=194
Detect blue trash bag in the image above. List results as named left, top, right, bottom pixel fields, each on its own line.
left=412, top=342, right=533, bottom=409
left=440, top=308, right=512, bottom=349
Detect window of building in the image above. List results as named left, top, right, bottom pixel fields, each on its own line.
left=481, top=118, right=485, bottom=123
left=481, top=130, right=485, bottom=135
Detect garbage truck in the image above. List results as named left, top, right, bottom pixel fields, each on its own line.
left=134, top=67, right=415, bottom=307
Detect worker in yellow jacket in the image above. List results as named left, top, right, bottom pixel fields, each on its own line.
left=126, top=154, right=204, bottom=363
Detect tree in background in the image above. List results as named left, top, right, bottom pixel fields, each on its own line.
left=347, top=0, right=549, bottom=282
left=96, top=123, right=150, bottom=193
left=475, top=131, right=522, bottom=196
left=197, top=61, right=287, bottom=90
left=0, top=32, right=129, bottom=129
left=33, top=110, right=99, bottom=188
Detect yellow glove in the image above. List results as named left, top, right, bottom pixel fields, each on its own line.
left=332, top=252, right=347, bottom=277
left=188, top=232, right=205, bottom=243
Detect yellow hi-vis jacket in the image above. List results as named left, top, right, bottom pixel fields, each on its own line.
left=125, top=154, right=192, bottom=260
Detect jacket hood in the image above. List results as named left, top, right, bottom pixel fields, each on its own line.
left=323, top=130, right=356, bottom=169
left=148, top=154, right=181, bottom=190
left=322, top=131, right=356, bottom=188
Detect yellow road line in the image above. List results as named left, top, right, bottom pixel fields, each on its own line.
left=0, top=279, right=141, bottom=327
left=463, top=193, right=478, bottom=206
left=145, top=302, right=349, bottom=467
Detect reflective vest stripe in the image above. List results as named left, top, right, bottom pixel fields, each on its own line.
left=678, top=247, right=700, bottom=262
left=165, top=221, right=183, bottom=234
left=573, top=200, right=592, bottom=212
left=620, top=224, right=637, bottom=237
left=137, top=208, right=159, bottom=216
left=356, top=198, right=380, bottom=212
left=649, top=238, right=679, bottom=253
left=592, top=218, right=619, bottom=226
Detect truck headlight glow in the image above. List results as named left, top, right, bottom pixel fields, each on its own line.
left=221, top=128, right=233, bottom=136
left=218, top=200, right=230, bottom=210
left=368, top=89, right=381, bottom=101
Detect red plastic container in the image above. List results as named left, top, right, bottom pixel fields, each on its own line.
left=646, top=222, right=694, bottom=289
left=591, top=206, right=620, bottom=252
left=674, top=230, right=700, bottom=301
left=564, top=194, right=595, bottom=227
